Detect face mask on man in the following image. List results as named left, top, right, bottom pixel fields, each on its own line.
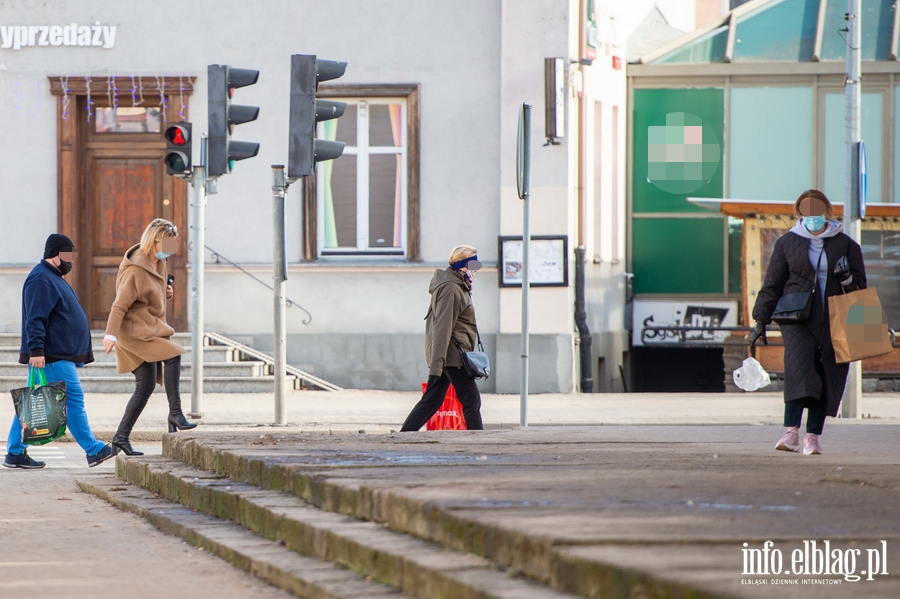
left=57, top=260, right=73, bottom=275
left=803, top=214, right=826, bottom=232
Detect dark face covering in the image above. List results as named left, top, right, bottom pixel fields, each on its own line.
left=57, top=260, right=73, bottom=275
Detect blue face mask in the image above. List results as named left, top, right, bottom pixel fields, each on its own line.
left=803, top=215, right=826, bottom=232
left=156, top=251, right=175, bottom=260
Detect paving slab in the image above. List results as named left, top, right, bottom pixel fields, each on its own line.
left=155, top=425, right=900, bottom=598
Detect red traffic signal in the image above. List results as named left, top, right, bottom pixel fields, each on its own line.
left=164, top=122, right=192, bottom=176
left=166, top=125, right=188, bottom=146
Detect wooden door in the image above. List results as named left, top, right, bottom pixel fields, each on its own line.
left=77, top=96, right=188, bottom=331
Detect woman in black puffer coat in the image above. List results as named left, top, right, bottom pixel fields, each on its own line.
left=750, top=190, right=866, bottom=456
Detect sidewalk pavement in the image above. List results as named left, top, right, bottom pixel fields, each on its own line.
left=3, top=389, right=899, bottom=442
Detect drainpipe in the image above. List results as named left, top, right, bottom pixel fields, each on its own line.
left=575, top=245, right=593, bottom=393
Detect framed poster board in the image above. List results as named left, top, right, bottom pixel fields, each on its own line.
left=498, top=235, right=568, bottom=287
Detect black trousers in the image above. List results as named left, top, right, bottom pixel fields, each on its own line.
left=400, top=367, right=483, bottom=431
left=113, top=355, right=183, bottom=442
left=783, top=397, right=827, bottom=435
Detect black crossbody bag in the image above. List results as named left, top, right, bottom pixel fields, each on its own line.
left=771, top=250, right=823, bottom=325
left=452, top=334, right=491, bottom=379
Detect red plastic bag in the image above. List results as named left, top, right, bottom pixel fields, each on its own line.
left=423, top=382, right=467, bottom=430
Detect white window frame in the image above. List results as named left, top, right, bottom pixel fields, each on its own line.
left=317, top=97, right=408, bottom=256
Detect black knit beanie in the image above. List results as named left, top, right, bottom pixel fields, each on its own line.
left=44, top=233, right=76, bottom=259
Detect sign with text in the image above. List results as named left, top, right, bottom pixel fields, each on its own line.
left=0, top=23, right=117, bottom=50
left=633, top=299, right=737, bottom=346
left=499, top=235, right=568, bottom=287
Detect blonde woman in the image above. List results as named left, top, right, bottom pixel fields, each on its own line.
left=400, top=245, right=484, bottom=431
left=103, top=218, right=195, bottom=456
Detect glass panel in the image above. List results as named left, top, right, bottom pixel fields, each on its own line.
left=655, top=26, right=727, bottom=63
left=895, top=88, right=900, bottom=203
left=632, top=88, right=725, bottom=213
left=368, top=154, right=402, bottom=248
left=94, top=106, right=162, bottom=133
left=333, top=104, right=357, bottom=146
left=822, top=0, right=893, bottom=60
left=631, top=217, right=725, bottom=294
left=824, top=92, right=882, bottom=204
left=729, top=87, right=813, bottom=199
left=323, top=155, right=357, bottom=248
left=862, top=229, right=900, bottom=327
left=732, top=0, right=819, bottom=61
left=369, top=104, right=403, bottom=147
left=728, top=217, right=743, bottom=295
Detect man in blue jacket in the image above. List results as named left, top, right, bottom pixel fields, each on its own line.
left=4, top=234, right=114, bottom=469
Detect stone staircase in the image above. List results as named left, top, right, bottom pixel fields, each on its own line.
left=78, top=435, right=599, bottom=599
left=0, top=332, right=304, bottom=394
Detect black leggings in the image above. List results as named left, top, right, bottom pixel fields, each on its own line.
left=783, top=397, right=827, bottom=435
left=400, top=367, right=484, bottom=431
left=113, top=355, right=182, bottom=442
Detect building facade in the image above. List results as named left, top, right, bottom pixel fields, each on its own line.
left=627, top=0, right=900, bottom=391
left=0, top=0, right=694, bottom=393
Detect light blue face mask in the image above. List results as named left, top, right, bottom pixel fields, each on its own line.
left=156, top=251, right=175, bottom=260
left=803, top=215, right=826, bottom=232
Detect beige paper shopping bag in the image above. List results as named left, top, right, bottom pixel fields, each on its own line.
left=828, top=286, right=893, bottom=363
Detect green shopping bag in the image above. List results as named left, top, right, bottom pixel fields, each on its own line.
left=10, top=367, right=68, bottom=445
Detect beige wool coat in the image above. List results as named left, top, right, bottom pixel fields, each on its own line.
left=105, top=244, right=184, bottom=381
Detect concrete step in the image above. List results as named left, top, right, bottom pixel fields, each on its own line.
left=162, top=435, right=693, bottom=599
left=77, top=475, right=413, bottom=599
left=0, top=361, right=268, bottom=378
left=0, top=345, right=236, bottom=364
left=0, top=332, right=195, bottom=348
left=112, top=456, right=579, bottom=599
left=0, top=376, right=297, bottom=394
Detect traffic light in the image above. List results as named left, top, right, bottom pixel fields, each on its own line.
left=288, top=54, right=347, bottom=180
left=163, top=122, right=192, bottom=176
left=208, top=65, right=260, bottom=177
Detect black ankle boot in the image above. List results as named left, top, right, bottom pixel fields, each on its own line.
left=111, top=438, right=144, bottom=456
left=167, top=413, right=198, bottom=433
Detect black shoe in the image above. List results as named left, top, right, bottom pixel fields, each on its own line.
left=86, top=444, right=115, bottom=468
left=3, top=451, right=46, bottom=469
left=111, top=439, right=143, bottom=456
left=167, top=413, right=198, bottom=433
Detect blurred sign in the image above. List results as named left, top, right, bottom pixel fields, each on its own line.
left=633, top=300, right=738, bottom=346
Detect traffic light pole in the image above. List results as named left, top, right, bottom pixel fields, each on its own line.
left=842, top=0, right=861, bottom=419
left=189, top=149, right=207, bottom=418
left=272, top=166, right=288, bottom=426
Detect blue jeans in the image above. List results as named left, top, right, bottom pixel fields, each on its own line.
left=7, top=362, right=106, bottom=456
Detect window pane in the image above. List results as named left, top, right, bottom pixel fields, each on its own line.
left=729, top=87, right=812, bottom=199
left=655, top=26, right=728, bottom=63
left=862, top=229, right=900, bottom=327
left=369, top=104, right=403, bottom=147
left=369, top=154, right=401, bottom=248
left=333, top=104, right=357, bottom=146
left=732, top=0, right=818, bottom=62
left=824, top=92, right=882, bottom=204
left=632, top=217, right=725, bottom=294
left=94, top=106, right=162, bottom=133
left=728, top=217, right=743, bottom=295
left=323, top=155, right=357, bottom=248
left=895, top=88, right=900, bottom=203
left=821, top=0, right=893, bottom=60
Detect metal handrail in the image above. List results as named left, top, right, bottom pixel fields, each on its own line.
left=202, top=245, right=313, bottom=325
left=205, top=332, right=343, bottom=392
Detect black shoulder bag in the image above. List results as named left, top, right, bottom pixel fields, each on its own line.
left=452, top=334, right=491, bottom=379
left=771, top=249, right=823, bottom=325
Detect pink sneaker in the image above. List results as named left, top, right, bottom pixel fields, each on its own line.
left=803, top=433, right=823, bottom=456
left=775, top=428, right=800, bottom=452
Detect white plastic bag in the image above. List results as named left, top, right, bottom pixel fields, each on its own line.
left=732, top=357, right=771, bottom=392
